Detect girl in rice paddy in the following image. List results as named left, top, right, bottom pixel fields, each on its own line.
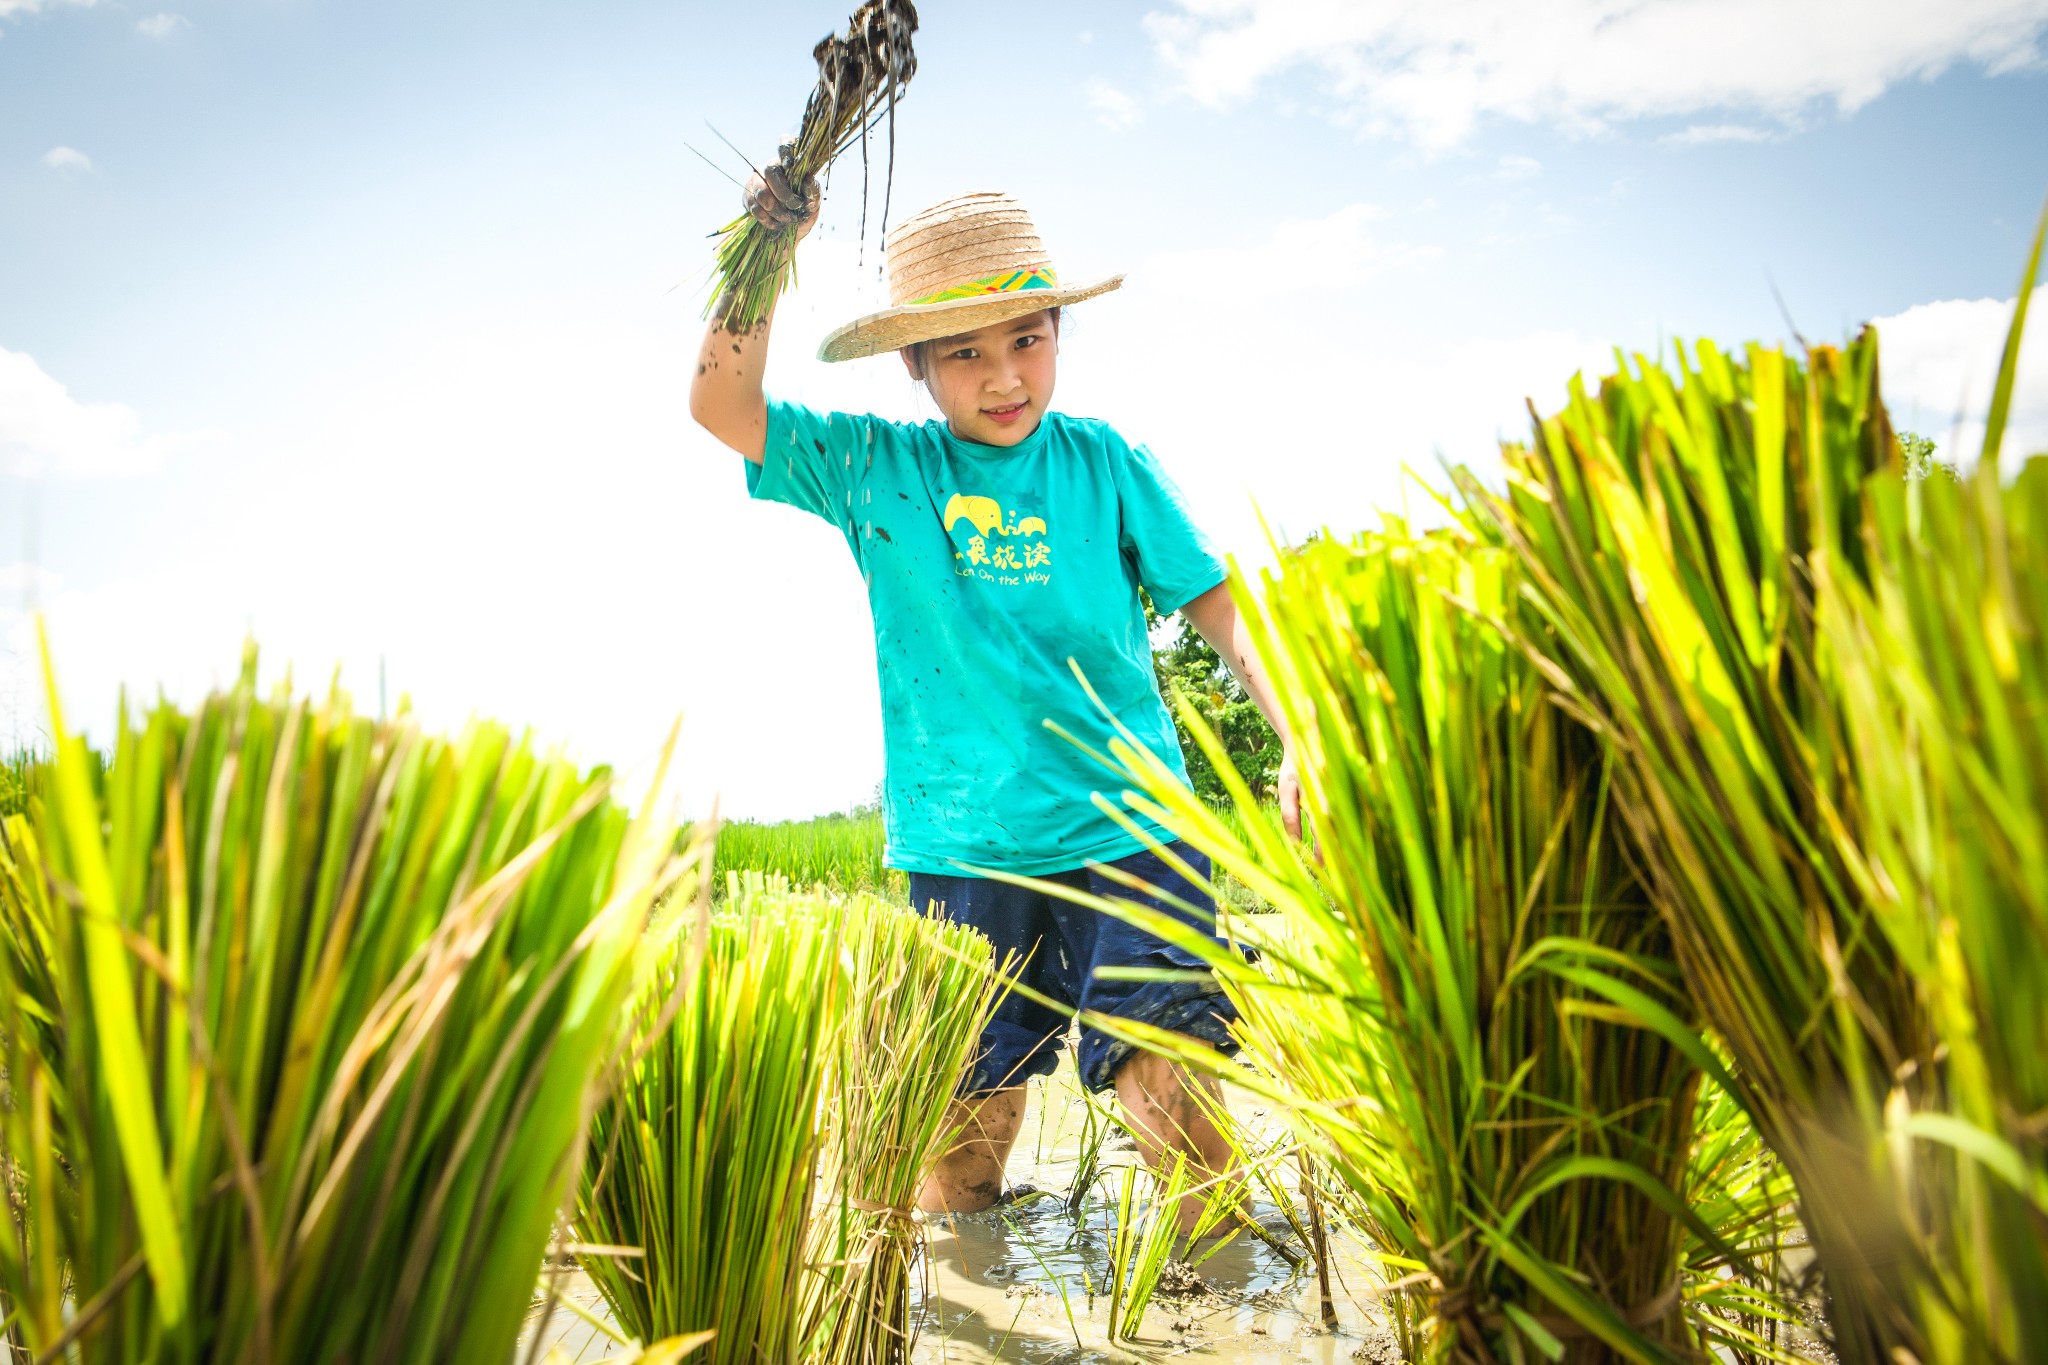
left=691, top=172, right=1300, bottom=1229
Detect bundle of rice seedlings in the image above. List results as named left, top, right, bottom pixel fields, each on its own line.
left=574, top=887, right=842, bottom=1363
left=1454, top=283, right=2045, bottom=1360
left=1795, top=234, right=2048, bottom=1363
left=0, top=632, right=700, bottom=1364
left=806, top=895, right=1003, bottom=1365
left=709, top=0, right=919, bottom=332
left=567, top=884, right=998, bottom=1365
left=1069, top=527, right=1775, bottom=1362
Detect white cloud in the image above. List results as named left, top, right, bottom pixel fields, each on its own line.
left=1085, top=77, right=1143, bottom=130
left=41, top=145, right=91, bottom=173
left=1140, top=202, right=1439, bottom=294
left=0, top=562, right=59, bottom=601
left=1663, top=122, right=1779, bottom=145
left=1496, top=153, right=1542, bottom=179
left=0, top=347, right=203, bottom=476
left=135, top=12, right=186, bottom=38
left=1873, top=285, right=2048, bottom=466
left=1144, top=0, right=2048, bottom=149
left=0, top=0, right=94, bottom=18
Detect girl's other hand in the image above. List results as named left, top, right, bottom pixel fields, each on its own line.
left=1277, top=748, right=1303, bottom=843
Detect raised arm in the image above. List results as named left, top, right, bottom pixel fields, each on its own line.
left=1180, top=581, right=1304, bottom=840
left=689, top=165, right=819, bottom=464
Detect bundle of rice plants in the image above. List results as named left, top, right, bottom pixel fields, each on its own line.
left=1066, top=527, right=1771, bottom=1362
left=1791, top=228, right=2048, bottom=1363
left=0, top=632, right=700, bottom=1364
left=568, top=880, right=998, bottom=1365
left=807, top=895, right=1003, bottom=1365
left=1453, top=281, right=2045, bottom=1359
left=709, top=0, right=918, bottom=331
left=574, top=886, right=842, bottom=1363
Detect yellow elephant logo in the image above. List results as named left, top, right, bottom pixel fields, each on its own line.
left=943, top=495, right=1005, bottom=536
left=1015, top=516, right=1047, bottom=537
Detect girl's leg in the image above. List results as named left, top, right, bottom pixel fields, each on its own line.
left=908, top=870, right=1077, bottom=1215
left=1072, top=842, right=1245, bottom=1234
left=919, top=1086, right=1028, bottom=1214
left=1113, top=1051, right=1235, bottom=1234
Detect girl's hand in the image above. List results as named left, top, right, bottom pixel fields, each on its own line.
left=744, top=144, right=821, bottom=239
left=1277, top=748, right=1303, bottom=842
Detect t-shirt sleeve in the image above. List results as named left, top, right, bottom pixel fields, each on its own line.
left=1112, top=437, right=1228, bottom=614
left=746, top=398, right=881, bottom=532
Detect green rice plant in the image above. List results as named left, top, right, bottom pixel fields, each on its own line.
left=1182, top=1167, right=1246, bottom=1262
left=708, top=0, right=918, bottom=331
left=1060, top=525, right=1790, bottom=1362
left=806, top=894, right=1004, bottom=1365
left=1060, top=1060, right=1120, bottom=1220
left=1103, top=1154, right=1193, bottom=1342
left=0, top=631, right=700, bottom=1364
left=1306, top=1153, right=1348, bottom=1329
left=1790, top=262, right=2048, bottom=1358
left=712, top=812, right=901, bottom=899
left=573, top=888, right=842, bottom=1363
left=1455, top=211, right=2045, bottom=1358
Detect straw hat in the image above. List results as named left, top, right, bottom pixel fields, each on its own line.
left=817, top=191, right=1123, bottom=363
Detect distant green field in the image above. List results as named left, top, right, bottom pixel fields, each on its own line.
left=1, top=748, right=46, bottom=820
left=709, top=805, right=1278, bottom=913
left=711, top=812, right=905, bottom=900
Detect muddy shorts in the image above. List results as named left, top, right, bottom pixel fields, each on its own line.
left=909, top=842, right=1241, bottom=1096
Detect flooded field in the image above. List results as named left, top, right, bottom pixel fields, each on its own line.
left=523, top=1068, right=1399, bottom=1363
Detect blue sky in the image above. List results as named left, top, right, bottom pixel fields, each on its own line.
left=6, top=0, right=2048, bottom=817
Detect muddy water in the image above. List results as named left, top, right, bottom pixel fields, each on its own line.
left=522, top=1068, right=1398, bottom=1363
left=915, top=1070, right=1395, bottom=1363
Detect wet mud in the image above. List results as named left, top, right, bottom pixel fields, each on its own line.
left=522, top=1070, right=1397, bottom=1363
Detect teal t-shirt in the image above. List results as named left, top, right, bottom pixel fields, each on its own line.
left=747, top=400, right=1226, bottom=876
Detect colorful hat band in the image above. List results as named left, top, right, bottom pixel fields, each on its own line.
left=906, top=267, right=1059, bottom=307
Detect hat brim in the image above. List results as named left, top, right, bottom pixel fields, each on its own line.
left=817, top=275, right=1124, bottom=363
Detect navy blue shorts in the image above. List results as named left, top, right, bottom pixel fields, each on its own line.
left=909, top=842, right=1241, bottom=1096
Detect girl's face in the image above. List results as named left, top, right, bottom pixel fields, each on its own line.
left=901, top=309, right=1059, bottom=448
